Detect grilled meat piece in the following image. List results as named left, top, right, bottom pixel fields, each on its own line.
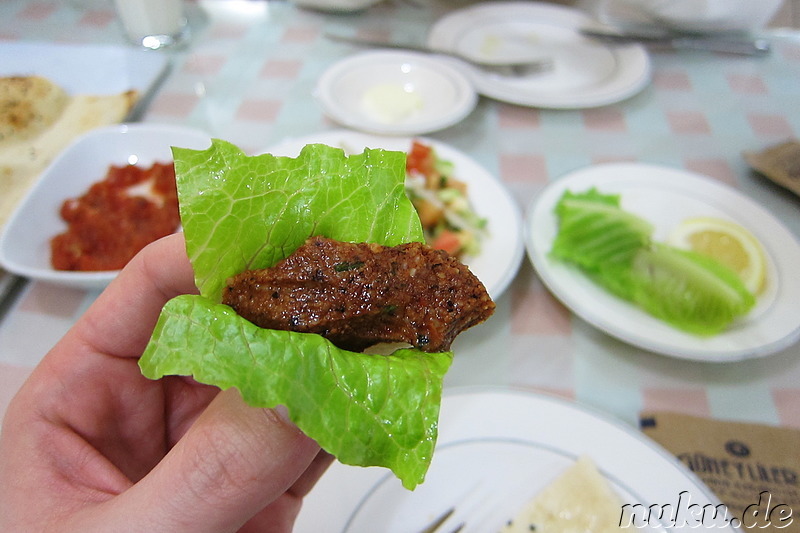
left=223, top=236, right=495, bottom=352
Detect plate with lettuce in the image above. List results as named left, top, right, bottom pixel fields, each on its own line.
left=525, top=162, right=800, bottom=362
left=263, top=129, right=525, bottom=301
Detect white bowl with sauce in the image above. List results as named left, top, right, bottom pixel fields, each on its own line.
left=0, top=123, right=211, bottom=289
left=315, top=50, right=478, bottom=136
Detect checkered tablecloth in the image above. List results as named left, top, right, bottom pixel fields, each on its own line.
left=1, top=0, right=800, bottom=431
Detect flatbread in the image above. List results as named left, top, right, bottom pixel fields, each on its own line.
left=501, top=456, right=626, bottom=532
left=0, top=76, right=70, bottom=147
left=0, top=78, right=138, bottom=229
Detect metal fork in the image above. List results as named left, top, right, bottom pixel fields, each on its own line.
left=324, top=33, right=554, bottom=76
left=419, top=507, right=464, bottom=533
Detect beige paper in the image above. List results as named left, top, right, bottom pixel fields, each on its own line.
left=744, top=140, right=800, bottom=198
left=640, top=411, right=800, bottom=532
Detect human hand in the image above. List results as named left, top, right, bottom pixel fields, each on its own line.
left=0, top=233, right=332, bottom=533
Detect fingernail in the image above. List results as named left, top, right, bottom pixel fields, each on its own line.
left=273, top=404, right=293, bottom=425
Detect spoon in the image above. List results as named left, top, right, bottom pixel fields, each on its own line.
left=324, top=33, right=554, bottom=76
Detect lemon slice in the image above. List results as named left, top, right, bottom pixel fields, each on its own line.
left=667, top=216, right=767, bottom=295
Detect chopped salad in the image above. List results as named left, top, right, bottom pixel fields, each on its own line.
left=405, top=140, right=487, bottom=258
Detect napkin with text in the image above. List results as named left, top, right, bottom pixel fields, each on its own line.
left=639, top=411, right=800, bottom=532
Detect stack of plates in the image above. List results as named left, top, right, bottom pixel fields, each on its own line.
left=316, top=1, right=652, bottom=135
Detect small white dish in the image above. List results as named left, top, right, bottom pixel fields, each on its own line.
left=0, top=123, right=211, bottom=289
left=525, top=162, right=800, bottom=362
left=315, top=51, right=477, bottom=136
left=427, top=1, right=651, bottom=109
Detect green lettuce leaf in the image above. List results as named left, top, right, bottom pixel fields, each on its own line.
left=550, top=188, right=755, bottom=336
left=173, top=141, right=424, bottom=301
left=626, top=244, right=755, bottom=335
left=139, top=140, right=452, bottom=490
left=143, top=295, right=451, bottom=488
left=551, top=188, right=652, bottom=271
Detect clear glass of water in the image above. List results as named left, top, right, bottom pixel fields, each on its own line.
left=113, top=0, right=190, bottom=50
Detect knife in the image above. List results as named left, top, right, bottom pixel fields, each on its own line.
left=579, top=28, right=772, bottom=56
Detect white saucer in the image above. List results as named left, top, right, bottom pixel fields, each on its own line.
left=427, top=1, right=651, bottom=109
left=315, top=51, right=477, bottom=136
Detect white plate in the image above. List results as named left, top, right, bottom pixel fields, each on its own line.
left=263, top=130, right=524, bottom=300
left=427, top=1, right=651, bottom=109
left=0, top=124, right=211, bottom=289
left=290, top=0, right=382, bottom=13
left=315, top=51, right=477, bottom=136
left=525, top=162, right=800, bottom=362
left=295, top=388, right=733, bottom=532
left=0, top=41, right=168, bottom=102
left=586, top=0, right=785, bottom=34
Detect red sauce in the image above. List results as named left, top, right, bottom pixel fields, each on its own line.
left=50, top=161, right=179, bottom=271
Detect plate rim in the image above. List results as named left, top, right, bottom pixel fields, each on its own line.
left=524, top=161, right=800, bottom=362
left=260, top=129, right=525, bottom=300
left=426, top=0, right=652, bottom=109
left=295, top=386, right=734, bottom=532
left=314, top=50, right=478, bottom=136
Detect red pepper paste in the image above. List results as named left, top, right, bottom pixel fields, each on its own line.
left=50, top=161, right=180, bottom=271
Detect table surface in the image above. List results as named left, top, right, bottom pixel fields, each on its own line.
left=1, top=0, right=799, bottom=444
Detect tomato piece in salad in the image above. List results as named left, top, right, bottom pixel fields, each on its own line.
left=406, top=140, right=436, bottom=178
left=430, top=229, right=462, bottom=256
left=405, top=140, right=486, bottom=259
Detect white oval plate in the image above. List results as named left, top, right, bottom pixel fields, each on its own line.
left=315, top=51, right=477, bottom=136
left=295, top=388, right=732, bottom=532
left=525, top=162, right=800, bottom=362
left=427, top=1, right=651, bottom=109
left=262, top=130, right=524, bottom=300
left=290, top=0, right=382, bottom=13
left=0, top=124, right=211, bottom=289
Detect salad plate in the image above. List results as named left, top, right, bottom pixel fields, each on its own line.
left=294, top=387, right=732, bottom=532
left=426, top=1, right=651, bottom=109
left=525, top=162, right=800, bottom=362
left=262, top=130, right=525, bottom=300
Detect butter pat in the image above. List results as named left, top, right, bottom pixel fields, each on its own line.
left=501, top=456, right=626, bottom=532
left=362, top=83, right=423, bottom=124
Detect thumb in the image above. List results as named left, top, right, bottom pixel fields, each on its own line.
left=121, top=388, right=321, bottom=533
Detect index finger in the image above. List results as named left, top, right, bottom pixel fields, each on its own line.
left=72, top=232, right=198, bottom=359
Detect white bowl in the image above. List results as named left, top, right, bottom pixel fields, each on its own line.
left=0, top=123, right=211, bottom=289
left=315, top=50, right=477, bottom=136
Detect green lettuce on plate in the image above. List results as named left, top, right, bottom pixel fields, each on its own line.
left=139, top=140, right=454, bottom=490
left=551, top=188, right=755, bottom=336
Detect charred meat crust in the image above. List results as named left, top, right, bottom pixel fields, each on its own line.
left=223, top=236, right=495, bottom=352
